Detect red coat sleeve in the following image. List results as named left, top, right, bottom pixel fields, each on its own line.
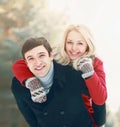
left=84, top=57, right=107, bottom=105
left=12, top=59, right=34, bottom=86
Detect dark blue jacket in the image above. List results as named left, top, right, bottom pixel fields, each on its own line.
left=11, top=61, right=93, bottom=127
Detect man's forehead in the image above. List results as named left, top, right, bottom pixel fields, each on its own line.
left=31, top=45, right=48, bottom=53
left=25, top=45, right=48, bottom=58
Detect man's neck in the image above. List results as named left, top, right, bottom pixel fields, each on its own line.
left=37, top=62, right=54, bottom=93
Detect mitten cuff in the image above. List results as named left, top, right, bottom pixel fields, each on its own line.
left=82, top=71, right=94, bottom=79
left=25, top=77, right=38, bottom=88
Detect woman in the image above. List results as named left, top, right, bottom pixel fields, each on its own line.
left=12, top=24, right=107, bottom=127
left=53, top=24, right=107, bottom=127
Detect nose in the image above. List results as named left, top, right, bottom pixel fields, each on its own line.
left=71, top=44, right=77, bottom=51
left=34, top=58, right=42, bottom=66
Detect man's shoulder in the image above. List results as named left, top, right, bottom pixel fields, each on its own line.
left=53, top=61, right=72, bottom=71
left=53, top=61, right=82, bottom=76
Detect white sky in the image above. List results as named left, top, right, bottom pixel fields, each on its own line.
left=47, top=0, right=120, bottom=113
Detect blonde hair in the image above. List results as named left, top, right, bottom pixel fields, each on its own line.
left=53, top=24, right=96, bottom=69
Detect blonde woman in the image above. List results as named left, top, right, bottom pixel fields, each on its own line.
left=12, top=24, right=107, bottom=127
left=53, top=24, right=107, bottom=127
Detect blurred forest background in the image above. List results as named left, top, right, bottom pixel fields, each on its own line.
left=0, top=0, right=120, bottom=127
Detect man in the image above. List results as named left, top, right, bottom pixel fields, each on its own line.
left=11, top=37, right=93, bottom=127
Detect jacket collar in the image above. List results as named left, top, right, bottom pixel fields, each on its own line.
left=53, top=61, right=66, bottom=89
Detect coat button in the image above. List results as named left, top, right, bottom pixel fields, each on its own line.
left=60, top=111, right=65, bottom=115
left=43, top=112, right=48, bottom=116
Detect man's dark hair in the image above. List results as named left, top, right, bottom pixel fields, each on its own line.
left=21, top=37, right=52, bottom=59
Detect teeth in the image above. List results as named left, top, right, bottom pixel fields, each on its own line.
left=36, top=66, right=43, bottom=70
left=70, top=51, right=79, bottom=55
left=71, top=53, right=78, bottom=55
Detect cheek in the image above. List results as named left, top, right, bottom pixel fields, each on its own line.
left=65, top=47, right=69, bottom=55
left=25, top=61, right=30, bottom=68
left=81, top=49, right=86, bottom=53
left=80, top=46, right=87, bottom=53
left=65, top=43, right=70, bottom=51
left=27, top=63, right=33, bottom=70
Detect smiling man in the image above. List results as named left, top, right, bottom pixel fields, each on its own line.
left=24, top=45, right=53, bottom=78
left=11, top=37, right=93, bottom=127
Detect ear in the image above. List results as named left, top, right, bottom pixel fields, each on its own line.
left=50, top=51, right=54, bottom=60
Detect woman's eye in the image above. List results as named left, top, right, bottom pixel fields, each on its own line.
left=67, top=41, right=72, bottom=44
left=78, top=40, right=85, bottom=45
left=78, top=42, right=83, bottom=45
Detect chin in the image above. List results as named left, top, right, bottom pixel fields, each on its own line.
left=71, top=57, right=78, bottom=60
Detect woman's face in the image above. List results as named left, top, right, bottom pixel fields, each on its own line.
left=65, top=30, right=88, bottom=60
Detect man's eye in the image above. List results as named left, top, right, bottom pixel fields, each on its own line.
left=39, top=54, right=45, bottom=58
left=28, top=58, right=33, bottom=61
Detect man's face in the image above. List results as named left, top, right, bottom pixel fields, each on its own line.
left=24, top=45, right=53, bottom=77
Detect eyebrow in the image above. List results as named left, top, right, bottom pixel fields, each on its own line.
left=26, top=52, right=46, bottom=59
left=67, top=39, right=84, bottom=42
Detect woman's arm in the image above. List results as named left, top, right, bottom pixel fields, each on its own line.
left=84, top=57, right=107, bottom=105
left=12, top=59, right=34, bottom=85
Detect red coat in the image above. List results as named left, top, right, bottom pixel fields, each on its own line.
left=84, top=57, right=107, bottom=105
left=81, top=57, right=107, bottom=127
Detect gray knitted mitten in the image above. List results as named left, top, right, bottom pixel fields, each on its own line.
left=26, top=77, right=47, bottom=103
left=77, top=57, right=94, bottom=79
